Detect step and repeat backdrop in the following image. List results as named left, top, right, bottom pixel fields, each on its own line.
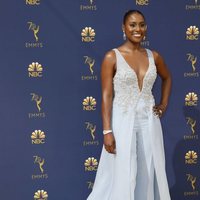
left=0, top=0, right=199, bottom=199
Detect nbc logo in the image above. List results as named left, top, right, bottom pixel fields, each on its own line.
left=28, top=62, right=43, bottom=77
left=26, top=0, right=40, bottom=5
left=185, top=92, right=198, bottom=106
left=84, top=157, right=98, bottom=171
left=83, top=96, right=96, bottom=111
left=185, top=150, right=198, bottom=164
left=186, top=26, right=199, bottom=40
left=81, top=27, right=95, bottom=42
left=31, top=130, right=46, bottom=144
left=34, top=190, right=48, bottom=200
left=136, top=0, right=149, bottom=5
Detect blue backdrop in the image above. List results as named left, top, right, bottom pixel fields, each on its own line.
left=0, top=0, right=199, bottom=199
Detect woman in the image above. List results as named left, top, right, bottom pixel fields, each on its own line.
left=87, top=10, right=171, bottom=200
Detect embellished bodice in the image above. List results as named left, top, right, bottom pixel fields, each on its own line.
left=113, top=48, right=157, bottom=113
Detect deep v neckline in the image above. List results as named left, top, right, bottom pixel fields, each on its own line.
left=116, top=48, right=150, bottom=92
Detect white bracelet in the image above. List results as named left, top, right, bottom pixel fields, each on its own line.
left=103, top=130, right=112, bottom=135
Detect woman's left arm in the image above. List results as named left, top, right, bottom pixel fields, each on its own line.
left=153, top=51, right=172, bottom=116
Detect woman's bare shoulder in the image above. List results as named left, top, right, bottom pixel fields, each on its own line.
left=102, top=49, right=116, bottom=65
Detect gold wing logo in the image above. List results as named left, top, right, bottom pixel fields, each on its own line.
left=84, top=157, right=98, bottom=167
left=84, top=56, right=95, bottom=75
left=186, top=117, right=196, bottom=134
left=185, top=92, right=198, bottom=102
left=28, top=22, right=40, bottom=42
left=31, top=93, right=42, bottom=112
left=83, top=96, right=96, bottom=106
left=28, top=62, right=43, bottom=72
left=81, top=27, right=96, bottom=37
left=186, top=26, right=199, bottom=35
left=34, top=190, right=48, bottom=199
left=31, top=130, right=45, bottom=140
left=186, top=174, right=196, bottom=190
left=85, top=122, right=96, bottom=140
left=187, top=53, right=197, bottom=72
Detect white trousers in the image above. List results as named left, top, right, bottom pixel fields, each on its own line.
left=133, top=101, right=159, bottom=200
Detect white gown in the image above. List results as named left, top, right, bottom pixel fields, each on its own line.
left=87, top=48, right=171, bottom=200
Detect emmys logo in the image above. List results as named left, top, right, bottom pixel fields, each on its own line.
left=80, top=0, right=97, bottom=11
left=186, top=117, right=196, bottom=135
left=136, top=0, right=149, bottom=5
left=83, top=96, right=96, bottom=111
left=81, top=27, right=95, bottom=42
left=186, top=26, right=199, bottom=40
left=186, top=174, right=197, bottom=190
left=31, top=93, right=42, bottom=112
left=184, top=174, right=199, bottom=196
left=85, top=122, right=96, bottom=140
left=28, top=62, right=43, bottom=77
left=84, top=157, right=98, bottom=171
left=26, top=22, right=43, bottom=48
left=185, top=150, right=198, bottom=164
left=186, top=0, right=200, bottom=10
left=31, top=130, right=46, bottom=144
left=33, top=156, right=45, bottom=173
left=34, top=190, right=48, bottom=200
left=82, top=56, right=97, bottom=81
left=26, top=0, right=41, bottom=5
left=184, top=117, right=198, bottom=140
left=29, top=93, right=45, bottom=118
left=83, top=122, right=99, bottom=146
left=32, top=156, right=48, bottom=179
left=187, top=53, right=197, bottom=72
left=184, top=53, right=199, bottom=77
left=185, top=92, right=198, bottom=106
left=141, top=38, right=150, bottom=47
left=87, top=181, right=94, bottom=189
left=84, top=56, right=95, bottom=75
left=28, top=22, right=40, bottom=42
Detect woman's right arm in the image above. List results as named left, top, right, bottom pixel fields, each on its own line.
left=101, top=50, right=116, bottom=154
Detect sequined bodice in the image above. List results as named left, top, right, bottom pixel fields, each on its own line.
left=113, top=48, right=157, bottom=112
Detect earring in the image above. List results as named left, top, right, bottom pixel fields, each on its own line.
left=143, top=35, right=146, bottom=41
left=123, top=31, right=126, bottom=40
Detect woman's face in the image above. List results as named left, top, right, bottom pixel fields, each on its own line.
left=123, top=13, right=147, bottom=43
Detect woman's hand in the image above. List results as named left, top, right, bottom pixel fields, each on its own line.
left=104, top=133, right=116, bottom=154
left=153, top=104, right=166, bottom=117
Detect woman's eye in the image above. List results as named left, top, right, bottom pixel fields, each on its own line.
left=140, top=24, right=146, bottom=28
left=130, top=24, right=136, bottom=27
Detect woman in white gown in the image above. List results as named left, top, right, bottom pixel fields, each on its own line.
left=87, top=10, right=171, bottom=200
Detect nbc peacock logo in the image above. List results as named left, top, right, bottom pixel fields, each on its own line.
left=34, top=190, right=48, bottom=200
left=81, top=27, right=95, bottom=42
left=83, top=96, right=96, bottom=111
left=28, top=62, right=43, bottom=77
left=26, top=0, right=41, bottom=5
left=186, top=26, right=199, bottom=40
left=136, top=0, right=149, bottom=6
left=31, top=130, right=46, bottom=144
left=185, top=92, right=198, bottom=106
left=84, top=157, right=98, bottom=171
left=185, top=150, right=198, bottom=164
